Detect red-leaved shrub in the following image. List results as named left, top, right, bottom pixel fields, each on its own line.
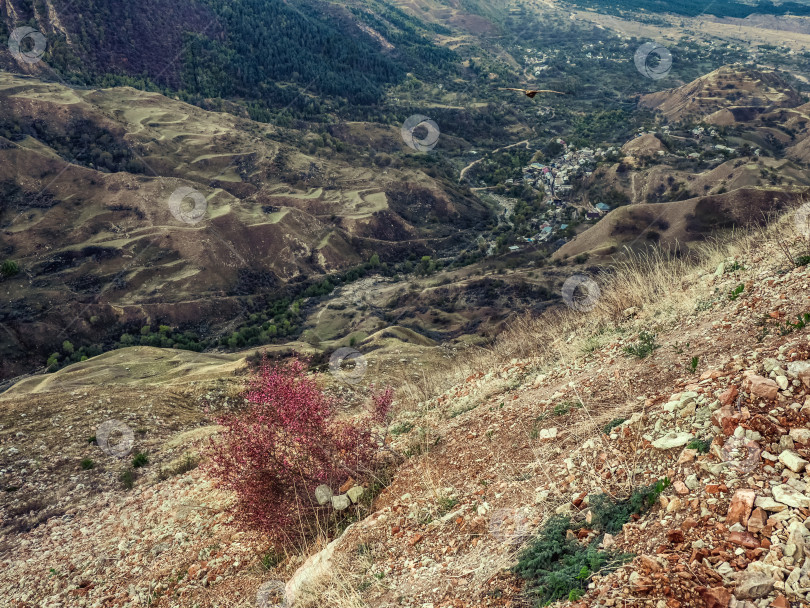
left=206, top=356, right=393, bottom=542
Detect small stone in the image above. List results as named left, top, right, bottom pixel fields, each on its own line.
left=718, top=386, right=738, bottom=406
left=735, top=572, right=774, bottom=599
left=727, top=489, right=756, bottom=528
left=779, top=450, right=808, bottom=473
left=347, top=486, right=364, bottom=503
left=789, top=428, right=810, bottom=445
left=747, top=507, right=767, bottom=534
left=729, top=531, right=759, bottom=549
left=701, top=586, right=731, bottom=608
left=673, top=480, right=690, bottom=495
left=678, top=449, right=698, bottom=464
left=754, top=496, right=787, bottom=512
left=315, top=484, right=333, bottom=505
left=331, top=494, right=351, bottom=511
left=652, top=431, right=694, bottom=450
left=772, top=485, right=810, bottom=509
left=538, top=427, right=558, bottom=440
left=742, top=373, right=779, bottom=401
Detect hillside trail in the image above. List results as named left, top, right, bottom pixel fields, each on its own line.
left=458, top=140, right=530, bottom=182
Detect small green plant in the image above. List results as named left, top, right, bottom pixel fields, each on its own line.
left=132, top=452, right=149, bottom=468
left=796, top=255, right=810, bottom=267
left=725, top=260, right=744, bottom=273
left=119, top=468, right=136, bottom=490
left=514, top=479, right=669, bottom=604
left=689, top=356, right=699, bottom=373
left=553, top=400, right=583, bottom=417
left=602, top=418, right=626, bottom=435
left=358, top=580, right=373, bottom=592
left=780, top=313, right=810, bottom=336
left=449, top=403, right=477, bottom=418
left=623, top=331, right=659, bottom=359
left=80, top=458, right=95, bottom=470
left=389, top=422, right=414, bottom=436
left=261, top=548, right=284, bottom=570
left=87, top=436, right=96, bottom=444
left=728, top=283, right=744, bottom=300
left=0, top=260, right=19, bottom=278
left=686, top=438, right=711, bottom=453
left=437, top=496, right=458, bottom=515
left=694, top=298, right=715, bottom=312
left=568, top=588, right=585, bottom=601
left=589, top=478, right=671, bottom=534
left=159, top=453, right=200, bottom=480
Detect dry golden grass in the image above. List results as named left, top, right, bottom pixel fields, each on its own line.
left=396, top=206, right=807, bottom=414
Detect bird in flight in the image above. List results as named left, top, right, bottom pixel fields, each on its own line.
left=499, top=88, right=566, bottom=98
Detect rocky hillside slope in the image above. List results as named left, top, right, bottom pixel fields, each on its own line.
left=3, top=210, right=810, bottom=608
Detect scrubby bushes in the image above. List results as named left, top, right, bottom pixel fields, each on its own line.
left=0, top=260, right=19, bottom=278
left=514, top=479, right=670, bottom=604
left=206, top=356, right=393, bottom=543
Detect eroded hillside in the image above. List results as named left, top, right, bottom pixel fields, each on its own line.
left=3, top=205, right=810, bottom=607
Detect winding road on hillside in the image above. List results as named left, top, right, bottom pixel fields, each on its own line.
left=458, top=139, right=531, bottom=183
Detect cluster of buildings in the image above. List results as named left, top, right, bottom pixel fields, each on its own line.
left=496, top=139, right=623, bottom=250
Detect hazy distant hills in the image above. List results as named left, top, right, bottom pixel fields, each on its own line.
left=572, top=0, right=810, bottom=18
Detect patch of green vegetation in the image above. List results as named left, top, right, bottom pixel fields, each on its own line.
left=80, top=458, right=95, bottom=470
left=0, top=260, right=19, bottom=278
left=261, top=548, right=284, bottom=570
left=514, top=478, right=669, bottom=605
left=158, top=453, right=199, bottom=480
left=437, top=496, right=459, bottom=515
left=687, top=438, right=711, bottom=453
left=602, top=418, right=626, bottom=435
left=449, top=403, right=477, bottom=418
left=131, top=452, right=149, bottom=468
left=622, top=331, right=659, bottom=359
left=728, top=284, right=745, bottom=300
left=689, top=356, right=699, bottom=373
left=780, top=313, right=810, bottom=336
left=389, top=422, right=415, bottom=436
left=796, top=255, right=810, bottom=267
left=694, top=298, right=715, bottom=312
left=119, top=468, right=136, bottom=490
left=553, top=400, right=583, bottom=417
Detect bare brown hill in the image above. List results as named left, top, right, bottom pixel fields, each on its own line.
left=555, top=187, right=800, bottom=260
left=639, top=65, right=803, bottom=123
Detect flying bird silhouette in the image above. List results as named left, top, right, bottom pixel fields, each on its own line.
left=499, top=87, right=566, bottom=98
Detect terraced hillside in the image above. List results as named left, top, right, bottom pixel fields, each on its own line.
left=0, top=72, right=493, bottom=378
